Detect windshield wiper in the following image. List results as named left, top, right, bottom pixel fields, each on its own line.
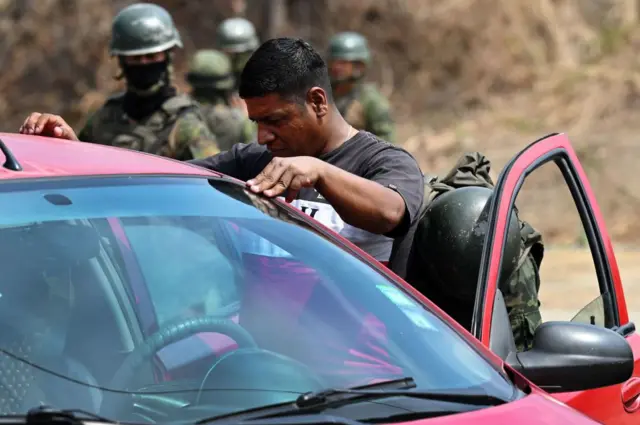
left=210, top=413, right=366, bottom=425
left=0, top=406, right=117, bottom=425
left=196, top=377, right=507, bottom=425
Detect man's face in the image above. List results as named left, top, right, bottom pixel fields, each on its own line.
left=328, top=59, right=365, bottom=84
left=244, top=91, right=328, bottom=158
left=328, top=59, right=354, bottom=81
left=119, top=51, right=169, bottom=92
left=121, top=51, right=167, bottom=66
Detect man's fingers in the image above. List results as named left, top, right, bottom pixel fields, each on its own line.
left=247, top=160, right=274, bottom=187
left=248, top=159, right=285, bottom=191
left=263, top=169, right=295, bottom=198
left=285, top=175, right=312, bottom=203
left=20, top=113, right=42, bottom=134
left=34, top=114, right=58, bottom=134
left=251, top=164, right=287, bottom=194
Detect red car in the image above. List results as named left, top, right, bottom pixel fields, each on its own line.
left=0, top=131, right=635, bottom=425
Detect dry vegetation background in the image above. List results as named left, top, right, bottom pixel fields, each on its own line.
left=2, top=0, right=640, bottom=246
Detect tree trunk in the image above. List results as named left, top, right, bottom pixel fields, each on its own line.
left=263, top=0, right=287, bottom=40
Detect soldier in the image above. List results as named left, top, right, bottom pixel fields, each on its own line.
left=327, top=31, right=396, bottom=144
left=216, top=17, right=260, bottom=90
left=186, top=49, right=256, bottom=150
left=73, top=3, right=220, bottom=160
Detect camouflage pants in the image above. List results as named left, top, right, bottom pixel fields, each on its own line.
left=504, top=252, right=543, bottom=352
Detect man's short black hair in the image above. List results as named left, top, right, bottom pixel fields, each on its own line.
left=238, top=37, right=333, bottom=103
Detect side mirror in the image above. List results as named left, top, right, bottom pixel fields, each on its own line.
left=506, top=321, right=634, bottom=393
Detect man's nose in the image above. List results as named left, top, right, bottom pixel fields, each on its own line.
left=257, top=127, right=275, bottom=145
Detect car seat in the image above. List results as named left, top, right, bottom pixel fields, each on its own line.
left=0, top=222, right=101, bottom=413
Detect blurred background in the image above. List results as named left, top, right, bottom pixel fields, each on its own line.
left=0, top=0, right=638, bottom=320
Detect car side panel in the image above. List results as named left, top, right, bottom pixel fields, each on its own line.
left=550, top=331, right=640, bottom=424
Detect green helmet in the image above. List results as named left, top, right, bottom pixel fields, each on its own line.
left=110, top=2, right=183, bottom=56
left=216, top=17, right=259, bottom=53
left=327, top=31, right=371, bottom=64
left=186, top=49, right=235, bottom=91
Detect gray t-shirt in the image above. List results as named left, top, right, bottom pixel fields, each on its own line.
left=189, top=131, right=423, bottom=270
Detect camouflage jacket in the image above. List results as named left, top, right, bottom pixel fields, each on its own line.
left=411, top=152, right=543, bottom=352
left=335, top=83, right=395, bottom=144
left=198, top=101, right=256, bottom=151
left=77, top=93, right=221, bottom=160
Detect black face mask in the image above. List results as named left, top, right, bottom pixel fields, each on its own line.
left=122, top=61, right=168, bottom=91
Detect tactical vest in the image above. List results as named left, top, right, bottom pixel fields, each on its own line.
left=336, top=84, right=377, bottom=131
left=201, top=103, right=252, bottom=151
left=391, top=152, right=544, bottom=352
left=84, top=93, right=203, bottom=160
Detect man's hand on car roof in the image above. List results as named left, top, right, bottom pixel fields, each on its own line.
left=19, top=113, right=79, bottom=141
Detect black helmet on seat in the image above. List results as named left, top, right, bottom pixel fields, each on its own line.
left=407, top=186, right=521, bottom=324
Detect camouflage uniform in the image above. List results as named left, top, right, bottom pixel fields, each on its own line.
left=77, top=3, right=220, bottom=160
left=504, top=221, right=544, bottom=352
left=186, top=49, right=256, bottom=151
left=78, top=94, right=219, bottom=160
left=327, top=32, right=395, bottom=143
left=216, top=17, right=260, bottom=92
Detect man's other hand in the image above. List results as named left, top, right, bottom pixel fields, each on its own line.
left=19, top=113, right=79, bottom=141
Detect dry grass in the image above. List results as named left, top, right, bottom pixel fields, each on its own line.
left=1, top=0, right=640, bottom=243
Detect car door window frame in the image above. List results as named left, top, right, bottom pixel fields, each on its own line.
left=472, top=132, right=630, bottom=347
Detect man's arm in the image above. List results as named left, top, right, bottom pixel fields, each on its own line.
left=246, top=148, right=423, bottom=236
left=317, top=146, right=423, bottom=236
left=315, top=164, right=408, bottom=234
left=358, top=146, right=423, bottom=237
left=188, top=140, right=272, bottom=182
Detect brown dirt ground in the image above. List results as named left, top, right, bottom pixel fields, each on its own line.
left=538, top=248, right=640, bottom=323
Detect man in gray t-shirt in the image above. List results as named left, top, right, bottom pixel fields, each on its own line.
left=191, top=130, right=421, bottom=264
left=188, top=38, right=423, bottom=269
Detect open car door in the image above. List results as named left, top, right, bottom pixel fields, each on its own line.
left=471, top=133, right=640, bottom=424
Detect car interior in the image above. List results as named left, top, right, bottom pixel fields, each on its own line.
left=0, top=214, right=524, bottom=420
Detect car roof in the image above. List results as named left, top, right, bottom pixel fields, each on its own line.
left=0, top=132, right=222, bottom=180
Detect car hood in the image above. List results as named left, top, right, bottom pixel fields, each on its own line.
left=401, top=392, right=598, bottom=425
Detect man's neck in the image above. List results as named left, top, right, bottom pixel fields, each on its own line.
left=319, top=114, right=358, bottom=156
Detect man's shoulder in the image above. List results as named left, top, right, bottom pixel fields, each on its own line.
left=81, top=94, right=123, bottom=132
left=93, top=92, right=125, bottom=115
left=105, top=91, right=126, bottom=104
left=335, top=131, right=416, bottom=170
left=220, top=141, right=269, bottom=159
left=353, top=131, right=407, bottom=154
left=237, top=141, right=269, bottom=154
left=163, top=93, right=199, bottom=113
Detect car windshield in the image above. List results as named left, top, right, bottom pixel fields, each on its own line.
left=0, top=175, right=516, bottom=423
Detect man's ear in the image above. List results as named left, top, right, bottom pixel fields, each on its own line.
left=307, top=87, right=329, bottom=118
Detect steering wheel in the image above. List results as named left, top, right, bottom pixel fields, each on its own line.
left=100, top=316, right=257, bottom=416
left=194, top=347, right=327, bottom=414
